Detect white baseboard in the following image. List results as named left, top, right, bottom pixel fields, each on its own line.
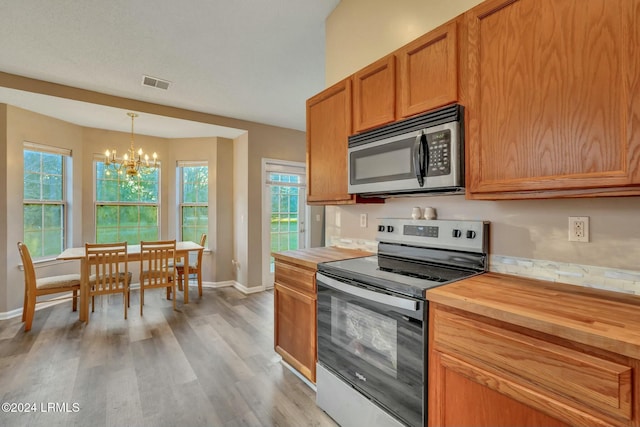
left=231, top=281, right=265, bottom=294
left=0, top=307, right=24, bottom=321
left=0, top=297, right=71, bottom=320
left=203, top=280, right=234, bottom=289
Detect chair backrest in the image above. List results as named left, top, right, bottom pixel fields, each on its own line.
left=17, top=242, right=36, bottom=294
left=191, top=233, right=207, bottom=266
left=85, top=242, right=129, bottom=294
left=140, top=240, right=176, bottom=286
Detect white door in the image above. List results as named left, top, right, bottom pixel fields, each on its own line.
left=262, top=159, right=307, bottom=288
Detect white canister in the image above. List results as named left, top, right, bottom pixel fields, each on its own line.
left=411, top=207, right=423, bottom=220
left=423, top=207, right=437, bottom=220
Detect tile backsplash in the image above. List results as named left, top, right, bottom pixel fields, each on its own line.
left=327, top=237, right=640, bottom=296
left=490, top=255, right=640, bottom=295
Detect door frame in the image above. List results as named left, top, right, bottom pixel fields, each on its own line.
left=261, top=158, right=309, bottom=289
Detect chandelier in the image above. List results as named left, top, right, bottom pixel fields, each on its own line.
left=104, top=112, right=158, bottom=176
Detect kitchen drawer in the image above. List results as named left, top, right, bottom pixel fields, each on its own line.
left=433, top=308, right=633, bottom=421
left=274, top=262, right=316, bottom=294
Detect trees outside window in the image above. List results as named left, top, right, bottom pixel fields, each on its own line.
left=95, top=162, right=159, bottom=243
left=180, top=164, right=208, bottom=244
left=23, top=146, right=68, bottom=258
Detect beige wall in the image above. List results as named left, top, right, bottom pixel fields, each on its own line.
left=324, top=0, right=640, bottom=272
left=0, top=105, right=7, bottom=312
left=325, top=0, right=482, bottom=85
left=4, top=106, right=85, bottom=313
left=213, top=138, right=235, bottom=281
left=233, top=133, right=249, bottom=286
left=326, top=196, right=640, bottom=271
left=247, top=127, right=308, bottom=287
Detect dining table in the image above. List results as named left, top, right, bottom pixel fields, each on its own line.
left=57, top=241, right=204, bottom=322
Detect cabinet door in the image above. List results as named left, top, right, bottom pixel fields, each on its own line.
left=306, top=78, right=354, bottom=204
left=429, top=351, right=576, bottom=427
left=466, top=0, right=640, bottom=199
left=274, top=282, right=316, bottom=382
left=353, top=55, right=396, bottom=132
left=397, top=20, right=458, bottom=118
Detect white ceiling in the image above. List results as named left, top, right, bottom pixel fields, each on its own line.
left=0, top=0, right=340, bottom=138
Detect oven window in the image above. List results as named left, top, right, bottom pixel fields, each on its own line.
left=330, top=297, right=398, bottom=378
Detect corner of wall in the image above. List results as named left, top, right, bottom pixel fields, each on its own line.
left=0, top=104, right=8, bottom=313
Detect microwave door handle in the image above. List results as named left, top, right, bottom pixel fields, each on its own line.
left=413, top=132, right=426, bottom=187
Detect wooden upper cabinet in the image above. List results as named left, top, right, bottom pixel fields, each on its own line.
left=466, top=0, right=640, bottom=199
left=352, top=55, right=396, bottom=133
left=397, top=20, right=458, bottom=118
left=306, top=78, right=354, bottom=204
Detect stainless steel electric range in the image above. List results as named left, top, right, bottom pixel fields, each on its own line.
left=316, top=218, right=489, bottom=427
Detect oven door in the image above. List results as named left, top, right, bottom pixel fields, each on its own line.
left=316, top=272, right=425, bottom=427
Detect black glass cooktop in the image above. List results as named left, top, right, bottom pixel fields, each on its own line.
left=317, top=255, right=480, bottom=299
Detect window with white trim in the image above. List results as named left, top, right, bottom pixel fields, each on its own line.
left=178, top=162, right=208, bottom=244
left=23, top=143, right=70, bottom=258
left=95, top=161, right=159, bottom=243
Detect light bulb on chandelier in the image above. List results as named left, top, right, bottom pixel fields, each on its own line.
left=104, top=112, right=158, bottom=176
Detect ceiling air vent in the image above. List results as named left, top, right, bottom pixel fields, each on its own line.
left=141, top=75, right=171, bottom=90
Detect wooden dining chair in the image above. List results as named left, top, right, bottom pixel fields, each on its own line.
left=85, top=242, right=131, bottom=322
left=176, top=233, right=207, bottom=297
left=139, top=240, right=177, bottom=315
left=17, top=242, right=81, bottom=332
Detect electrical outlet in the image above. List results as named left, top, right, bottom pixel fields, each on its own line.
left=360, top=213, right=368, bottom=228
left=568, top=216, right=589, bottom=242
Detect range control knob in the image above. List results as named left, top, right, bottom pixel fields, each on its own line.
left=386, top=225, right=394, bottom=233
left=378, top=225, right=385, bottom=232
left=466, top=230, right=477, bottom=239
left=452, top=229, right=462, bottom=238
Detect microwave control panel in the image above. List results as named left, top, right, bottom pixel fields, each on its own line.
left=426, top=129, right=451, bottom=176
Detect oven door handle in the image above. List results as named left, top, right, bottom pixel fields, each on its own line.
left=317, top=273, right=419, bottom=311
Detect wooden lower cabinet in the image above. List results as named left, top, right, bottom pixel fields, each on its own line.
left=430, top=351, right=570, bottom=427
left=429, top=303, right=638, bottom=427
left=274, top=282, right=316, bottom=382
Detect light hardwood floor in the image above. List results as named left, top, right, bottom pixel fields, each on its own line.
left=0, top=286, right=338, bottom=427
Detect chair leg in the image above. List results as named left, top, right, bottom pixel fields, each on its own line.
left=172, top=283, right=177, bottom=311
left=177, top=270, right=183, bottom=291
left=72, top=289, right=78, bottom=312
left=140, top=286, right=144, bottom=316
left=24, top=291, right=36, bottom=332
left=197, top=271, right=203, bottom=297
left=124, top=288, right=128, bottom=320
left=92, top=295, right=95, bottom=313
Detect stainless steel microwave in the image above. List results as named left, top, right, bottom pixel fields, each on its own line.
left=348, top=104, right=464, bottom=196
